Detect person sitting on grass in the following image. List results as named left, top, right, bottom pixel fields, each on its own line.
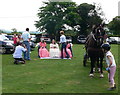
left=49, top=39, right=60, bottom=58
left=13, top=42, right=27, bottom=64
left=39, top=40, right=49, bottom=58
left=101, top=44, right=116, bottom=91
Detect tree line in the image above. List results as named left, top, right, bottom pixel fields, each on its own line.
left=35, top=1, right=120, bottom=41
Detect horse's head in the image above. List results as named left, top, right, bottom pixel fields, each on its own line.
left=94, top=26, right=104, bottom=47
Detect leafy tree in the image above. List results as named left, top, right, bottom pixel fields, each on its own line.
left=108, top=16, right=120, bottom=35
left=0, top=30, right=4, bottom=33
left=11, top=28, right=17, bottom=34
left=77, top=3, right=103, bottom=35
left=35, top=2, right=80, bottom=40
left=35, top=2, right=105, bottom=42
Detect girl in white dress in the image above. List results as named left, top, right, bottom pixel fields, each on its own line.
left=49, top=39, right=60, bottom=58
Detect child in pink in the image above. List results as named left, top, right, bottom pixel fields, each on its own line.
left=63, top=42, right=72, bottom=58
left=39, top=40, right=49, bottom=58
left=102, top=44, right=116, bottom=91
left=13, top=34, right=17, bottom=46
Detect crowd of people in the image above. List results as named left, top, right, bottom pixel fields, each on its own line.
left=37, top=30, right=73, bottom=59
left=12, top=27, right=116, bottom=91
left=13, top=29, right=73, bottom=65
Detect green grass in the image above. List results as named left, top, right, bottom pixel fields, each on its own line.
left=2, top=44, right=119, bottom=93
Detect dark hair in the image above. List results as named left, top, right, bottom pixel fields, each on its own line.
left=17, top=42, right=22, bottom=46
left=26, top=28, right=29, bottom=31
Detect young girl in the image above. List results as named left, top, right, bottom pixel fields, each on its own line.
left=39, top=40, right=49, bottom=58
left=13, top=34, right=17, bottom=46
left=63, top=41, right=73, bottom=58
left=101, top=44, right=116, bottom=90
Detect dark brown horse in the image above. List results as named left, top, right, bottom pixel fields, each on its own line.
left=85, top=30, right=104, bottom=77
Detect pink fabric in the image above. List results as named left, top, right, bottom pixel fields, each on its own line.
left=66, top=43, right=71, bottom=48
left=39, top=42, right=49, bottom=57
left=39, top=42, right=46, bottom=47
left=39, top=47, right=49, bottom=57
left=62, top=44, right=72, bottom=58
left=108, top=66, right=116, bottom=85
left=13, top=37, right=17, bottom=44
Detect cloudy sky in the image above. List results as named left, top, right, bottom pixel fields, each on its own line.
left=0, top=0, right=119, bottom=31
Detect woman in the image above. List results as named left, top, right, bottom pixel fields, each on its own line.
left=49, top=39, right=60, bottom=58
left=17, top=34, right=21, bottom=43
left=39, top=40, right=49, bottom=58
left=13, top=34, right=17, bottom=46
left=59, top=31, right=69, bottom=59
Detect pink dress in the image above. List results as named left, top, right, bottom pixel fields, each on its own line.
left=39, top=42, right=49, bottom=57
left=63, top=43, right=72, bottom=58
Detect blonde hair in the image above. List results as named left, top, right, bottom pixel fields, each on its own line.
left=60, top=31, right=64, bottom=34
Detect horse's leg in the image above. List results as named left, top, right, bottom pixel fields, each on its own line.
left=100, top=57, right=104, bottom=78
left=83, top=53, right=88, bottom=67
left=89, top=57, right=95, bottom=77
left=97, top=57, right=100, bottom=72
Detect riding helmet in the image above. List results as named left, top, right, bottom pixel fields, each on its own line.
left=101, top=44, right=111, bottom=51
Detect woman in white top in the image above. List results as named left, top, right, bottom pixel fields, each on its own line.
left=49, top=39, right=60, bottom=58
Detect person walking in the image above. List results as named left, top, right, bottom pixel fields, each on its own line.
left=59, top=31, right=69, bottom=59
left=101, top=44, right=116, bottom=90
left=21, top=28, right=31, bottom=60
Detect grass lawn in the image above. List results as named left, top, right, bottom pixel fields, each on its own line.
left=1, top=44, right=119, bottom=93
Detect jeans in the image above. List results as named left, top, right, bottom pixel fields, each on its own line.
left=23, top=41, right=30, bottom=60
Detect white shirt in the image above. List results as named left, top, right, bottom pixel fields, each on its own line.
left=50, top=43, right=59, bottom=49
left=60, top=35, right=66, bottom=43
left=21, top=31, right=30, bottom=41
left=13, top=45, right=27, bottom=58
left=106, top=51, right=116, bottom=67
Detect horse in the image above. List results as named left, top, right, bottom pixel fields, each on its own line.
left=84, top=28, right=105, bottom=78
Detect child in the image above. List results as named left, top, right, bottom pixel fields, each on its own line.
left=101, top=44, right=116, bottom=90
left=63, top=41, right=73, bottom=58
left=39, top=40, right=49, bottom=58
left=13, top=42, right=27, bottom=64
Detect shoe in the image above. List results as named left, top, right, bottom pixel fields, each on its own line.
left=89, top=74, right=94, bottom=77
left=114, top=84, right=116, bottom=89
left=66, top=56, right=70, bottom=58
left=107, top=87, right=116, bottom=91
left=97, top=68, right=100, bottom=72
left=61, top=57, right=63, bottom=59
left=100, top=74, right=104, bottom=78
left=14, top=61, right=18, bottom=64
left=93, top=68, right=95, bottom=72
